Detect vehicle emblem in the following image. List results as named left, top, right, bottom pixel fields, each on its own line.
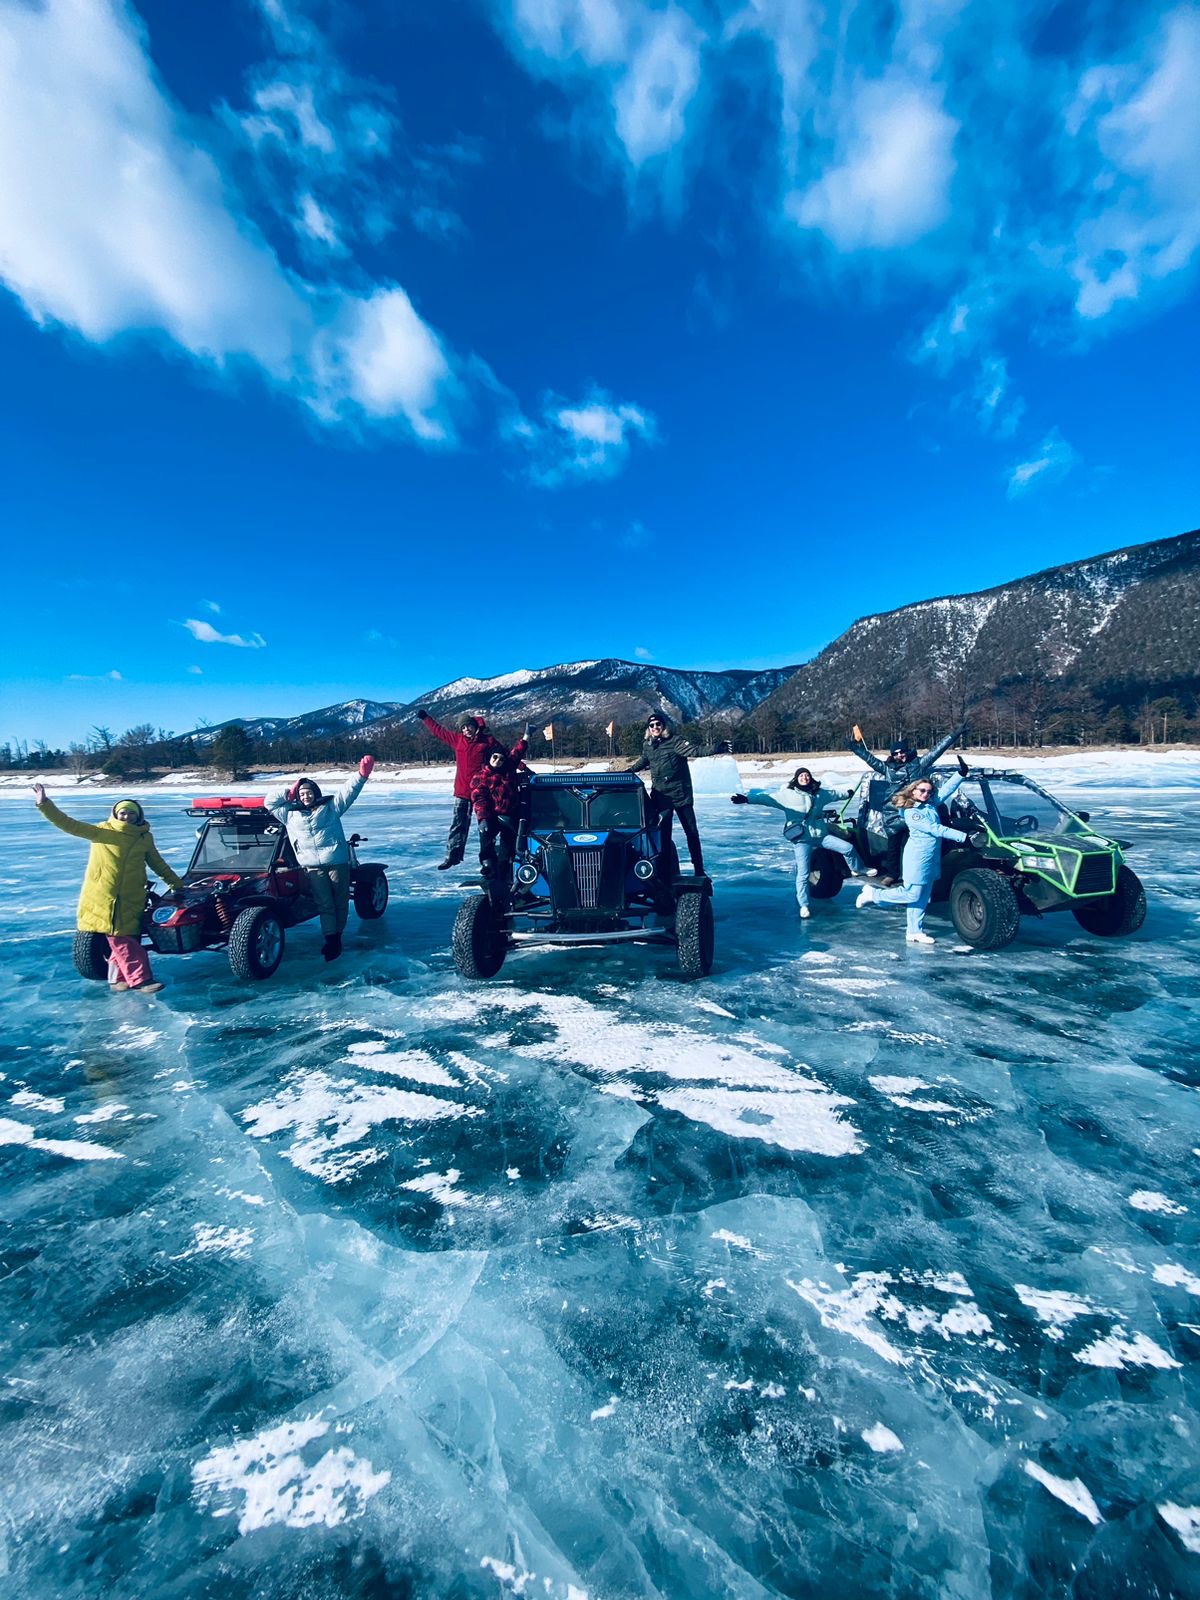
left=570, top=833, right=599, bottom=843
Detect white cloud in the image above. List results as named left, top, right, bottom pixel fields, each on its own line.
left=634, top=644, right=654, bottom=660
left=183, top=619, right=268, bottom=648
left=67, top=669, right=123, bottom=682
left=507, top=388, right=657, bottom=485
left=0, top=0, right=460, bottom=442
left=788, top=78, right=957, bottom=250
left=1005, top=429, right=1079, bottom=499
left=503, top=0, right=706, bottom=175
left=188, top=665, right=204, bottom=675
left=201, top=599, right=222, bottom=614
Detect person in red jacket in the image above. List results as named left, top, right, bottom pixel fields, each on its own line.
left=416, top=708, right=502, bottom=869
left=470, top=736, right=530, bottom=878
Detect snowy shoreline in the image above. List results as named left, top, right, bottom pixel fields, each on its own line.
left=3, top=746, right=1199, bottom=800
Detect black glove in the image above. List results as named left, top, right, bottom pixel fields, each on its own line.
left=956, top=754, right=969, bottom=776
left=415, top=707, right=430, bottom=720
left=714, top=739, right=733, bottom=755
left=730, top=793, right=749, bottom=805
left=968, top=829, right=989, bottom=849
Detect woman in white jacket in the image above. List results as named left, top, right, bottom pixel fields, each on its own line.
left=731, top=767, right=873, bottom=918
left=263, top=756, right=374, bottom=960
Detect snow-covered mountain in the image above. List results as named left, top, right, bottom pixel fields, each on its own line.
left=760, top=527, right=1200, bottom=721
left=181, top=661, right=798, bottom=744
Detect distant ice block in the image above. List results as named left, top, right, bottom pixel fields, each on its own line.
left=689, top=754, right=742, bottom=795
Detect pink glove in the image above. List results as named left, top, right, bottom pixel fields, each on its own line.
left=287, top=782, right=300, bottom=802
left=359, top=755, right=375, bottom=778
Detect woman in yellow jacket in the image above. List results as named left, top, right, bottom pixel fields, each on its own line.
left=33, top=785, right=184, bottom=993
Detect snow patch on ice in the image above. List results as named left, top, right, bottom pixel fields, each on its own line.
left=711, top=1228, right=761, bottom=1256
left=1015, top=1285, right=1097, bottom=1338
left=0, top=1116, right=122, bottom=1162
left=787, top=1275, right=910, bottom=1367
left=1024, top=1461, right=1103, bottom=1525
left=193, top=1415, right=389, bottom=1534
left=74, top=1102, right=129, bottom=1124
left=1074, top=1327, right=1180, bottom=1370
left=862, top=1423, right=904, bottom=1453
left=1153, top=1263, right=1200, bottom=1296
left=1128, top=1190, right=1187, bottom=1216
left=10, top=1089, right=65, bottom=1114
left=1158, top=1502, right=1200, bottom=1553
left=176, top=1223, right=255, bottom=1261
left=591, top=1397, right=619, bottom=1420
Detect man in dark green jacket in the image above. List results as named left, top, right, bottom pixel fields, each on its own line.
left=628, top=713, right=727, bottom=876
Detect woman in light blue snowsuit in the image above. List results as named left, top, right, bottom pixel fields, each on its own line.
left=855, top=773, right=968, bottom=943
left=731, top=768, right=871, bottom=918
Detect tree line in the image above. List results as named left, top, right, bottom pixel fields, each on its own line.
left=3, top=683, right=1197, bottom=780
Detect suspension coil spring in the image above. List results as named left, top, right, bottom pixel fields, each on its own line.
left=215, top=893, right=233, bottom=930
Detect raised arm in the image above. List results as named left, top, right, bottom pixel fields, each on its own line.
left=417, top=710, right=455, bottom=749
left=331, top=761, right=371, bottom=816
left=34, top=794, right=109, bottom=842
left=916, top=723, right=968, bottom=776
left=932, top=772, right=965, bottom=805
left=261, top=784, right=296, bottom=821
left=845, top=727, right=888, bottom=775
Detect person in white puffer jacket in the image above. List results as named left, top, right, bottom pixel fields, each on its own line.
left=263, top=756, right=374, bottom=960
left=731, top=766, right=874, bottom=918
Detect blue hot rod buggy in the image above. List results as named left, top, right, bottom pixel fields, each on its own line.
left=451, top=771, right=714, bottom=980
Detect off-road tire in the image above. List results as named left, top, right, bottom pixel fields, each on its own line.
left=73, top=930, right=111, bottom=981
left=228, top=906, right=285, bottom=980
left=807, top=847, right=847, bottom=900
left=676, top=892, right=715, bottom=978
left=452, top=894, right=507, bottom=980
left=1072, top=865, right=1147, bottom=938
left=353, top=868, right=389, bottom=920
left=949, top=868, right=1021, bottom=950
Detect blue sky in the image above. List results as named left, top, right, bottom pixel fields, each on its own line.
left=1, top=0, right=1197, bottom=748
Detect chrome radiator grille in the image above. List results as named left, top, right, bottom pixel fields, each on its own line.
left=572, top=848, right=603, bottom=909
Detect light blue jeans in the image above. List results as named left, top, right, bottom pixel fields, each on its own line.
left=791, top=834, right=862, bottom=909
left=874, top=878, right=934, bottom=934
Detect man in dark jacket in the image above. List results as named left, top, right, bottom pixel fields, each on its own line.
left=628, top=713, right=726, bottom=876
left=417, top=709, right=502, bottom=869
left=846, top=722, right=967, bottom=882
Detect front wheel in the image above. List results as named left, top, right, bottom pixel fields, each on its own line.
left=228, top=906, right=285, bottom=980
left=807, top=847, right=847, bottom=900
left=73, top=930, right=111, bottom=981
left=353, top=868, right=389, bottom=920
left=676, top=892, right=715, bottom=978
left=949, top=868, right=1020, bottom=950
left=1072, top=865, right=1147, bottom=937
left=452, top=894, right=507, bottom=980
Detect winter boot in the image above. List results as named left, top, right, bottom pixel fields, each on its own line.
left=437, top=854, right=463, bottom=871
left=855, top=885, right=878, bottom=908
left=906, top=931, right=935, bottom=945
left=134, top=982, right=166, bottom=994
left=322, top=933, right=343, bottom=962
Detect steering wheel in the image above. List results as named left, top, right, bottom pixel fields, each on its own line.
left=1012, top=814, right=1039, bottom=832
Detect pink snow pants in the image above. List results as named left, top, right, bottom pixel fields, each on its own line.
left=107, top=936, right=153, bottom=988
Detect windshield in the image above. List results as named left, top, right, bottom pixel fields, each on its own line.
left=587, top=788, right=645, bottom=829
left=943, top=778, right=991, bottom=830
left=527, top=788, right=585, bottom=832
left=986, top=779, right=1087, bottom=838
left=189, top=823, right=281, bottom=875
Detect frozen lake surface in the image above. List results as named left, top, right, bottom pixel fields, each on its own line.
left=2, top=757, right=1199, bottom=1597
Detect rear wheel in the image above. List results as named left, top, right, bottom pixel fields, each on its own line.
left=808, top=847, right=847, bottom=900
left=353, top=868, right=389, bottom=920
left=452, top=894, right=507, bottom=979
left=228, top=906, right=285, bottom=980
left=73, top=930, right=111, bottom=981
left=949, top=868, right=1020, bottom=950
left=1072, top=865, right=1146, bottom=937
left=676, top=892, right=715, bottom=978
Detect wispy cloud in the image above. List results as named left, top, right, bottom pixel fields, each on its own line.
left=67, top=669, right=123, bottom=682
left=1005, top=429, right=1079, bottom=499
left=182, top=619, right=268, bottom=648
left=188, top=665, right=204, bottom=675
left=506, top=388, right=658, bottom=486
left=634, top=644, right=654, bottom=660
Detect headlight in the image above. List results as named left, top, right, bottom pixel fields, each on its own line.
left=633, top=859, right=655, bottom=880
left=516, top=862, right=538, bottom=886
left=1019, top=854, right=1057, bottom=872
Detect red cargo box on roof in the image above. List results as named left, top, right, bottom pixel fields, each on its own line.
left=191, top=797, right=266, bottom=809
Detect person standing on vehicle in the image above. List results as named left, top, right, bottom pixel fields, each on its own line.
left=263, top=756, right=374, bottom=961
left=847, top=722, right=968, bottom=883
left=854, top=772, right=974, bottom=944
left=415, top=710, right=504, bottom=870
left=32, top=786, right=184, bottom=993
left=469, top=735, right=530, bottom=879
left=730, top=767, right=874, bottom=919
left=627, top=713, right=726, bottom=877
